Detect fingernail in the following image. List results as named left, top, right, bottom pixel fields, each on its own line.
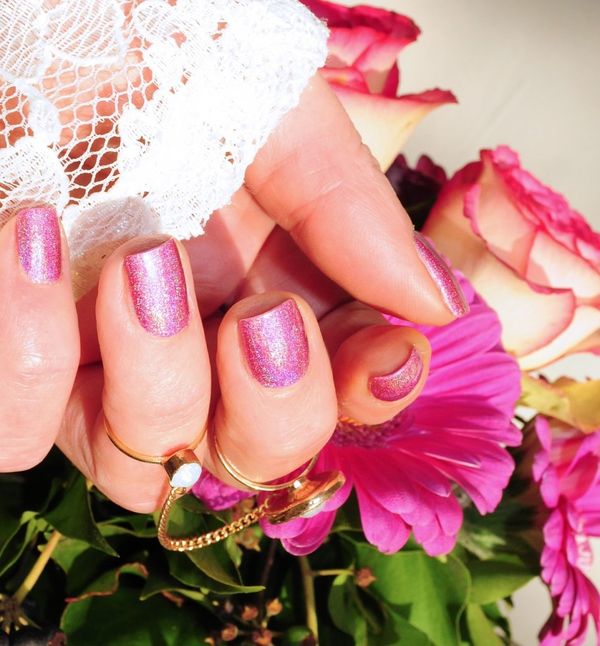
left=414, top=231, right=469, bottom=317
left=368, top=346, right=423, bottom=402
left=16, top=207, right=61, bottom=283
left=124, top=239, right=189, bottom=337
left=239, top=298, right=309, bottom=388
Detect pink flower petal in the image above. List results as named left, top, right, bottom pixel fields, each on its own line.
left=355, top=487, right=411, bottom=554
left=280, top=511, right=337, bottom=556
left=350, top=449, right=419, bottom=513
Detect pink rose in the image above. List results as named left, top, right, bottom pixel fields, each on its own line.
left=302, top=0, right=456, bottom=170
left=424, top=146, right=600, bottom=369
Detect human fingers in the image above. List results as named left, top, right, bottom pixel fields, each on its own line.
left=182, top=186, right=274, bottom=317
left=238, top=226, right=348, bottom=319
left=203, top=292, right=338, bottom=487
left=76, top=187, right=273, bottom=366
left=0, top=207, right=79, bottom=471
left=320, top=302, right=431, bottom=425
left=246, top=73, right=468, bottom=325
left=58, top=237, right=211, bottom=511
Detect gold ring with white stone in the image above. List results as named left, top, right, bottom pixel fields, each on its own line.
left=103, top=417, right=205, bottom=489
left=103, top=418, right=345, bottom=552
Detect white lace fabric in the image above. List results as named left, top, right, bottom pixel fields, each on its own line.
left=0, top=0, right=327, bottom=296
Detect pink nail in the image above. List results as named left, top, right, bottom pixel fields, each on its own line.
left=16, top=207, right=61, bottom=283
left=414, top=232, right=469, bottom=317
left=369, top=346, right=423, bottom=402
left=239, top=299, right=309, bottom=388
left=124, top=239, right=189, bottom=337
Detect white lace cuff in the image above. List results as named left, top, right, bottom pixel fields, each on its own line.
left=0, top=0, right=327, bottom=295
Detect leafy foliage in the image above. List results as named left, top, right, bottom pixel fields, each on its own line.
left=0, top=447, right=539, bottom=645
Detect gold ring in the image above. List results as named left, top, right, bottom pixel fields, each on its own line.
left=102, top=418, right=345, bottom=551
left=212, top=431, right=318, bottom=492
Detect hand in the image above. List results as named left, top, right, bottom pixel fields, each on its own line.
left=0, top=76, right=467, bottom=511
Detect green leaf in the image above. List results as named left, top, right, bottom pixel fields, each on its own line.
left=0, top=512, right=46, bottom=578
left=465, top=604, right=502, bottom=646
left=283, top=626, right=314, bottom=645
left=71, top=563, right=147, bottom=601
left=51, top=537, right=118, bottom=596
left=328, top=574, right=369, bottom=645
left=458, top=500, right=538, bottom=562
left=350, top=540, right=471, bottom=646
left=380, top=613, right=436, bottom=645
left=162, top=494, right=262, bottom=594
left=61, top=579, right=208, bottom=645
left=44, top=474, right=116, bottom=556
left=469, top=559, right=535, bottom=604
left=168, top=552, right=262, bottom=595
left=140, top=567, right=203, bottom=602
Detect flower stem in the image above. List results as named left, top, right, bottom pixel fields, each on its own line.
left=312, top=569, right=354, bottom=578
left=298, top=556, right=318, bottom=641
left=259, top=540, right=278, bottom=624
left=14, top=530, right=62, bottom=605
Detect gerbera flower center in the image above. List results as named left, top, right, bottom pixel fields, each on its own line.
left=331, top=415, right=405, bottom=448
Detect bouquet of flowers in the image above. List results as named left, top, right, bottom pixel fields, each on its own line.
left=1, top=2, right=599, bottom=645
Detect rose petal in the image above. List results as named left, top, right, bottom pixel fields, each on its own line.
left=519, top=305, right=600, bottom=370
left=527, top=230, right=600, bottom=298
left=466, top=156, right=537, bottom=275
left=331, top=86, right=456, bottom=171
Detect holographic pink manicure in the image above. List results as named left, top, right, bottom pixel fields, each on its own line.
left=16, top=207, right=61, bottom=283
left=369, top=346, right=423, bottom=402
left=414, top=231, right=469, bottom=317
left=239, top=299, right=309, bottom=388
left=124, top=239, right=189, bottom=337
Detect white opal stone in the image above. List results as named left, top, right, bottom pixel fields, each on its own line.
left=170, top=462, right=202, bottom=488
left=301, top=500, right=325, bottom=518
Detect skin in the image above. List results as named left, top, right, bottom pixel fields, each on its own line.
left=0, top=75, right=455, bottom=512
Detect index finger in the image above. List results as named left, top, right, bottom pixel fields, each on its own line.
left=245, top=74, right=468, bottom=325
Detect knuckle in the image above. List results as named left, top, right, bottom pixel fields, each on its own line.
left=11, top=347, right=78, bottom=389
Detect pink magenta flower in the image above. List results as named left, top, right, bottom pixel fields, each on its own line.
left=533, top=416, right=600, bottom=645
left=259, top=272, right=521, bottom=556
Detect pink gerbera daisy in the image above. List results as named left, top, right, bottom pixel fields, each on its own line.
left=533, top=416, right=600, bottom=645
left=260, top=274, right=522, bottom=556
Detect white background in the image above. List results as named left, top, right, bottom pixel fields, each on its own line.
left=337, top=1, right=600, bottom=644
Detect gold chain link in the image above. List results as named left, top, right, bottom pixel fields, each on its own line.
left=157, top=487, right=269, bottom=552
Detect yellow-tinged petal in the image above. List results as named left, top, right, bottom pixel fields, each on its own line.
left=520, top=374, right=600, bottom=433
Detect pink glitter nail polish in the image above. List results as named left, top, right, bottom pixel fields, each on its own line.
left=414, top=231, right=469, bottom=317
left=368, top=346, right=423, bottom=402
left=239, top=299, right=309, bottom=388
left=16, top=207, right=61, bottom=283
left=124, top=239, right=189, bottom=337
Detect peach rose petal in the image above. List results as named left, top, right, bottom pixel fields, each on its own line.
left=459, top=251, right=576, bottom=358
left=332, top=86, right=457, bottom=171
left=519, top=305, right=600, bottom=370
left=466, top=162, right=537, bottom=276
left=526, top=230, right=600, bottom=299
left=424, top=183, right=576, bottom=359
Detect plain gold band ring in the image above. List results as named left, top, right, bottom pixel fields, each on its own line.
left=212, top=431, right=318, bottom=492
